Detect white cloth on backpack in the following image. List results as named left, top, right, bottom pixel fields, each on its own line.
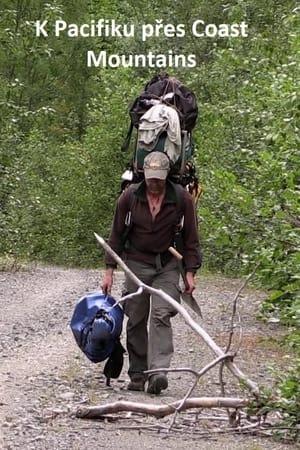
left=137, top=104, right=182, bottom=163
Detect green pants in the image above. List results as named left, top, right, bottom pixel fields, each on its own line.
left=123, top=258, right=181, bottom=378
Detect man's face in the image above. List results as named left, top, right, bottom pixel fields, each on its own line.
left=145, top=178, right=166, bottom=195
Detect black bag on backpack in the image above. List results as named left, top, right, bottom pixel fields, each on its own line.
left=129, top=72, right=198, bottom=132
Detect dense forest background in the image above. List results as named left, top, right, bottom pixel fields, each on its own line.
left=0, top=0, right=299, bottom=434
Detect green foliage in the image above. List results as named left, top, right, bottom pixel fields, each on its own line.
left=192, top=5, right=299, bottom=438
left=195, top=2, right=300, bottom=341
left=255, top=359, right=300, bottom=442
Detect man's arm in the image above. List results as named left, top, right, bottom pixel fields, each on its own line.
left=185, top=271, right=196, bottom=294
left=100, top=188, right=132, bottom=293
left=181, top=190, right=202, bottom=273
left=101, top=267, right=114, bottom=294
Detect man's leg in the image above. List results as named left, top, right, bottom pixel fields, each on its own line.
left=124, top=261, right=154, bottom=390
left=147, top=259, right=180, bottom=394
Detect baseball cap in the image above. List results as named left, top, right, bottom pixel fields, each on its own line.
left=143, top=152, right=170, bottom=180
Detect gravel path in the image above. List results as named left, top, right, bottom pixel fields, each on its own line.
left=0, top=265, right=297, bottom=450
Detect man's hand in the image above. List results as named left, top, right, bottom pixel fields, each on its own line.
left=101, top=268, right=114, bottom=294
left=185, top=272, right=196, bottom=294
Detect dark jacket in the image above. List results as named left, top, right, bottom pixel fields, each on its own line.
left=105, top=180, right=201, bottom=272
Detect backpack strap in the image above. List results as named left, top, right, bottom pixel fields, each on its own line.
left=118, top=183, right=140, bottom=253
left=171, top=182, right=185, bottom=254
left=121, top=122, right=134, bottom=152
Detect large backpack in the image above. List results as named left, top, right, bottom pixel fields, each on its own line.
left=121, top=72, right=199, bottom=182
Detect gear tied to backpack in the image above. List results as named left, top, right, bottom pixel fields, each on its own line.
left=120, top=72, right=202, bottom=205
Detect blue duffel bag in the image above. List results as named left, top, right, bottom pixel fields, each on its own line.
left=70, top=291, right=125, bottom=385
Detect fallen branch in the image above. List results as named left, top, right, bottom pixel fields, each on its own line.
left=146, top=354, right=234, bottom=431
left=220, top=264, right=259, bottom=418
left=76, top=397, right=249, bottom=419
left=226, top=263, right=259, bottom=355
left=94, top=233, right=260, bottom=396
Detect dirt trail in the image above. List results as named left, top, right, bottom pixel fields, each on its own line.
left=0, top=265, right=297, bottom=450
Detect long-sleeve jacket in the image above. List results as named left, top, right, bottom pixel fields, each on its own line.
left=105, top=180, right=202, bottom=272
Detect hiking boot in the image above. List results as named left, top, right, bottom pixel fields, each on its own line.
left=127, top=375, right=146, bottom=391
left=147, top=373, right=168, bottom=395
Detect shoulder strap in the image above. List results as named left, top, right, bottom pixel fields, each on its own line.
left=124, top=183, right=139, bottom=227
left=119, top=183, right=140, bottom=252
left=121, top=122, right=134, bottom=152
left=170, top=182, right=185, bottom=254
left=171, top=182, right=185, bottom=229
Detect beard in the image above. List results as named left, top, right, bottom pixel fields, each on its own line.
left=145, top=179, right=166, bottom=195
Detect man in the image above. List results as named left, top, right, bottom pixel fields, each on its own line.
left=101, top=152, right=201, bottom=394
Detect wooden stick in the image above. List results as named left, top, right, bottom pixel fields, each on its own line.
left=168, top=246, right=183, bottom=260
left=94, top=233, right=259, bottom=396
left=76, top=397, right=249, bottom=419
